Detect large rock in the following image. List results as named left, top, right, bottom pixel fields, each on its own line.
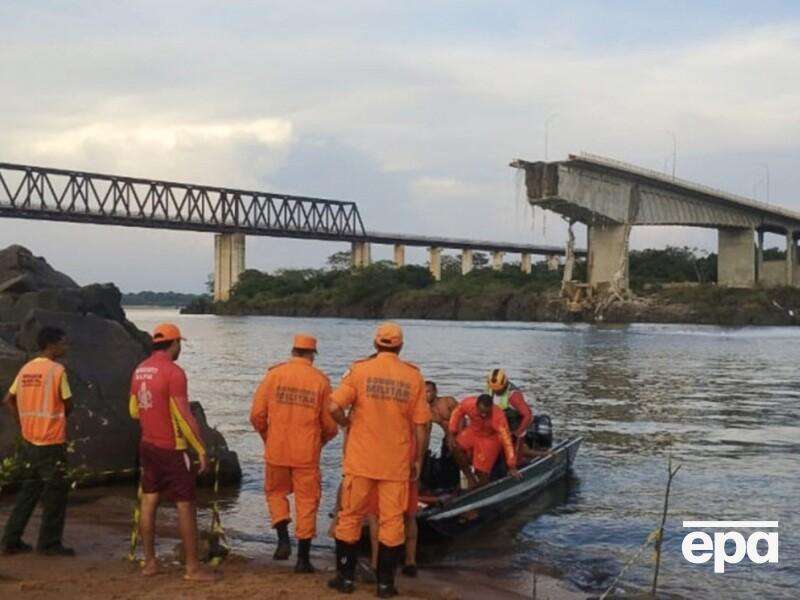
left=0, top=245, right=78, bottom=293
left=0, top=245, right=241, bottom=487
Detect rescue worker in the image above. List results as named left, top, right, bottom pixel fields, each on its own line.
left=250, top=334, right=338, bottom=573
left=448, top=394, right=521, bottom=488
left=486, top=369, right=532, bottom=453
left=328, top=322, right=430, bottom=598
left=129, top=323, right=215, bottom=582
left=1, top=326, right=74, bottom=556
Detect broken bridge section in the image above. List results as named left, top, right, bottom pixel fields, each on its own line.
left=511, top=153, right=800, bottom=289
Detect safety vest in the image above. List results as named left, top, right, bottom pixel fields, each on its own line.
left=14, top=358, right=68, bottom=445
left=489, top=382, right=527, bottom=433
left=489, top=382, right=519, bottom=410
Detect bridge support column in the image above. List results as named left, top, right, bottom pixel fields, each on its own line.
left=214, top=233, right=245, bottom=302
left=491, top=251, right=504, bottom=271
left=757, top=230, right=764, bottom=284
left=520, top=253, right=532, bottom=274
left=786, top=230, right=796, bottom=287
left=429, top=247, right=442, bottom=281
left=717, top=227, right=755, bottom=287
left=351, top=241, right=371, bottom=269
left=546, top=254, right=560, bottom=271
left=393, top=244, right=405, bottom=268
left=461, top=249, right=474, bottom=275
left=587, top=224, right=629, bottom=289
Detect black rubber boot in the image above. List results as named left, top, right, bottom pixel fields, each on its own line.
left=376, top=543, right=402, bottom=598
left=328, top=539, right=357, bottom=594
left=294, top=538, right=315, bottom=573
left=273, top=521, right=291, bottom=560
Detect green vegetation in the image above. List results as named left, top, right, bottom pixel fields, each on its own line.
left=193, top=246, right=800, bottom=326
left=122, top=290, right=207, bottom=307
left=629, top=246, right=717, bottom=287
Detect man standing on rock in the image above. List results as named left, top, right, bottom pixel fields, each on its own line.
left=1, top=326, right=75, bottom=556
left=250, top=334, right=338, bottom=573
left=328, top=322, right=430, bottom=598
left=129, top=323, right=215, bottom=582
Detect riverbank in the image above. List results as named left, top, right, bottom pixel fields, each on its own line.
left=192, top=280, right=800, bottom=327
left=0, top=487, right=581, bottom=600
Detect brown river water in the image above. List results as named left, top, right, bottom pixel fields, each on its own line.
left=118, top=308, right=798, bottom=599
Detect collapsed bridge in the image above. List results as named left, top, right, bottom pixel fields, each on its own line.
left=512, top=153, right=800, bottom=291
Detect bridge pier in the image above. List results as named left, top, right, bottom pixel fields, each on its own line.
left=717, top=227, right=755, bottom=287
left=491, top=251, right=504, bottom=271
left=520, top=253, right=532, bottom=274
left=546, top=254, right=560, bottom=271
left=786, top=230, right=796, bottom=286
left=214, top=233, right=246, bottom=302
left=587, top=224, right=629, bottom=289
left=429, top=247, right=442, bottom=281
left=351, top=241, right=371, bottom=269
left=393, top=244, right=405, bottom=268
left=461, top=249, right=474, bottom=275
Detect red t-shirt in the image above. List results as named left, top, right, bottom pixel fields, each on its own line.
left=129, top=351, right=205, bottom=455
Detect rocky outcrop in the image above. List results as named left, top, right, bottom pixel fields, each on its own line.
left=0, top=245, right=241, bottom=487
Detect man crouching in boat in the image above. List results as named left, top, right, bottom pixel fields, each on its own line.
left=447, top=394, right=521, bottom=488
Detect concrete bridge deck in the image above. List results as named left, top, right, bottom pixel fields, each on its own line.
left=512, top=152, right=800, bottom=289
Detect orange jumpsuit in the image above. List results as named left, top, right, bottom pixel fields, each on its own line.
left=250, top=356, right=338, bottom=540
left=449, top=396, right=516, bottom=474
left=332, top=352, right=430, bottom=547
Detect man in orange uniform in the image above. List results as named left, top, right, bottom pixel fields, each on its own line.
left=1, top=327, right=74, bottom=556
left=328, top=322, right=430, bottom=598
left=448, top=394, right=520, bottom=488
left=129, top=323, right=215, bottom=582
left=250, top=334, right=338, bottom=573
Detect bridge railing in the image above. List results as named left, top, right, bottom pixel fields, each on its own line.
left=0, top=163, right=367, bottom=239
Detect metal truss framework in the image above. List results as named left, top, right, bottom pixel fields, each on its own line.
left=0, top=162, right=367, bottom=241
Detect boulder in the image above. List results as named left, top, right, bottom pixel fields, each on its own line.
left=0, top=245, right=241, bottom=488
left=0, top=245, right=78, bottom=293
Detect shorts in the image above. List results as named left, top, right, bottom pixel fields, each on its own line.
left=456, top=428, right=502, bottom=474
left=139, top=442, right=196, bottom=502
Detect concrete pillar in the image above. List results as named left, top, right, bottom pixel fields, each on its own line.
left=461, top=249, right=474, bottom=275
left=587, top=224, right=629, bottom=289
left=521, top=253, right=532, bottom=274
left=786, top=230, right=795, bottom=286
left=351, top=241, right=371, bottom=269
left=213, top=233, right=246, bottom=302
left=757, top=230, right=764, bottom=284
left=546, top=254, right=560, bottom=271
left=491, top=251, right=504, bottom=271
left=429, top=247, right=442, bottom=281
left=393, top=244, right=406, bottom=268
left=717, top=227, right=755, bottom=288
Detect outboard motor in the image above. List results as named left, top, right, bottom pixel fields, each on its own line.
left=525, top=414, right=553, bottom=449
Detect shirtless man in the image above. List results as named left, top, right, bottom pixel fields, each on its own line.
left=425, top=381, right=459, bottom=443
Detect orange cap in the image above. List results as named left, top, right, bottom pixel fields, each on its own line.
left=374, top=322, right=403, bottom=348
left=293, top=334, right=318, bottom=352
left=152, top=323, right=185, bottom=344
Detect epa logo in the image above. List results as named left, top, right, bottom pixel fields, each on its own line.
left=682, top=521, right=779, bottom=573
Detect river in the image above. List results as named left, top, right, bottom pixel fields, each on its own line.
left=125, top=308, right=799, bottom=599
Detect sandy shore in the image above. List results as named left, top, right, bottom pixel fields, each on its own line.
left=0, top=489, right=583, bottom=599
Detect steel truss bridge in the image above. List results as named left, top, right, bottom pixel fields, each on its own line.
left=0, top=162, right=578, bottom=256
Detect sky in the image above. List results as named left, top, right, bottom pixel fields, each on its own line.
left=1, top=1, right=799, bottom=292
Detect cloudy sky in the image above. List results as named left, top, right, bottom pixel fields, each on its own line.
left=2, top=1, right=799, bottom=292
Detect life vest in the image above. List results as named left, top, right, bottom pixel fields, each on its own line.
left=488, top=382, right=526, bottom=433
left=15, top=358, right=68, bottom=445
